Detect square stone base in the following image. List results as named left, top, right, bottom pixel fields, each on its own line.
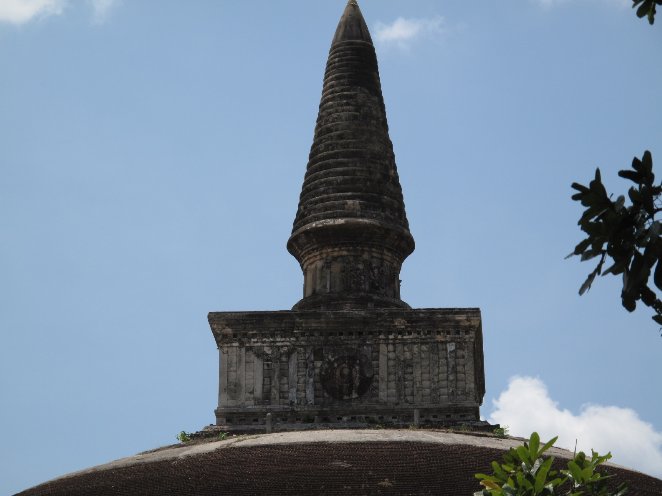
left=209, top=308, right=485, bottom=432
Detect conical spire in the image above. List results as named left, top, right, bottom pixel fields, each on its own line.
left=287, top=1, right=415, bottom=311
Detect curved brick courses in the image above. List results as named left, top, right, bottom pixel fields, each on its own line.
left=17, top=430, right=662, bottom=496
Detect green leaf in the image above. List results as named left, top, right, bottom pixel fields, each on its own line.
left=618, top=169, right=641, bottom=183
left=491, top=461, right=508, bottom=480
left=480, top=480, right=503, bottom=492
left=603, top=259, right=628, bottom=276
left=539, top=436, right=558, bottom=456
left=579, top=258, right=605, bottom=295
left=567, top=460, right=583, bottom=482
left=530, top=458, right=542, bottom=477
left=547, top=477, right=565, bottom=487
left=623, top=294, right=637, bottom=312
left=580, top=249, right=602, bottom=262
left=579, top=273, right=596, bottom=296
left=629, top=187, right=642, bottom=204
left=566, top=239, right=592, bottom=259
left=579, top=199, right=612, bottom=224
left=637, top=0, right=652, bottom=18
left=640, top=285, right=656, bottom=306
left=529, top=432, right=540, bottom=459
left=615, top=195, right=626, bottom=211
left=515, top=470, right=525, bottom=487
left=516, top=446, right=531, bottom=466
left=655, top=259, right=662, bottom=292
left=581, top=466, right=594, bottom=481
left=534, top=458, right=553, bottom=493
left=571, top=182, right=590, bottom=194
left=642, top=150, right=653, bottom=172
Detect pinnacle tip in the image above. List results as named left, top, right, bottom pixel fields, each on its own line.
left=333, top=0, right=372, bottom=45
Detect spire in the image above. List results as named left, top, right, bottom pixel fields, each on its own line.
left=287, top=1, right=415, bottom=311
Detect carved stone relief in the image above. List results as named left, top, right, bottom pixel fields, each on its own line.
left=319, top=350, right=374, bottom=400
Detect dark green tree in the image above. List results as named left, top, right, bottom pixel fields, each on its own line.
left=568, top=151, right=662, bottom=326
left=632, top=0, right=660, bottom=24
left=569, top=4, right=658, bottom=326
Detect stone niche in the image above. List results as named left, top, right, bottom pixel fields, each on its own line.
left=209, top=308, right=485, bottom=431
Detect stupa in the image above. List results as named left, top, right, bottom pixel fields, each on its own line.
left=208, top=0, right=485, bottom=432
left=17, top=2, right=662, bottom=495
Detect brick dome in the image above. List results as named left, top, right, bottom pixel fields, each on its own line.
left=17, top=430, right=662, bottom=496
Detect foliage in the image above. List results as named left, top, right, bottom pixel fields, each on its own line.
left=475, top=432, right=628, bottom=496
left=568, top=151, right=662, bottom=327
left=218, top=431, right=228, bottom=440
left=632, top=0, right=660, bottom=24
left=494, top=426, right=510, bottom=438
left=176, top=430, right=192, bottom=442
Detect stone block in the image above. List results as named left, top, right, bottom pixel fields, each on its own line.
left=210, top=308, right=484, bottom=429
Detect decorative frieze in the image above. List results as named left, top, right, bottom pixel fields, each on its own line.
left=210, top=308, right=485, bottom=430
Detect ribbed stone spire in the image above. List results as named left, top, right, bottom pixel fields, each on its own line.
left=287, top=0, right=415, bottom=311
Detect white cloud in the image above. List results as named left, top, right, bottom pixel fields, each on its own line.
left=374, top=16, right=445, bottom=49
left=489, top=376, right=662, bottom=478
left=0, top=0, right=66, bottom=25
left=89, top=0, right=119, bottom=24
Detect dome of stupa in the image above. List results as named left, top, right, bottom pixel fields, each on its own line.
left=17, top=430, right=662, bottom=495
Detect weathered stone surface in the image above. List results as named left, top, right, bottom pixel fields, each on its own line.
left=209, top=1, right=487, bottom=432
left=209, top=308, right=485, bottom=430
left=287, top=0, right=414, bottom=311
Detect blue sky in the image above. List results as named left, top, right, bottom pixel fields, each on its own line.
left=1, top=0, right=661, bottom=493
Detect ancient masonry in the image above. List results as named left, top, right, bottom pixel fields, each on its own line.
left=208, top=0, right=486, bottom=431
